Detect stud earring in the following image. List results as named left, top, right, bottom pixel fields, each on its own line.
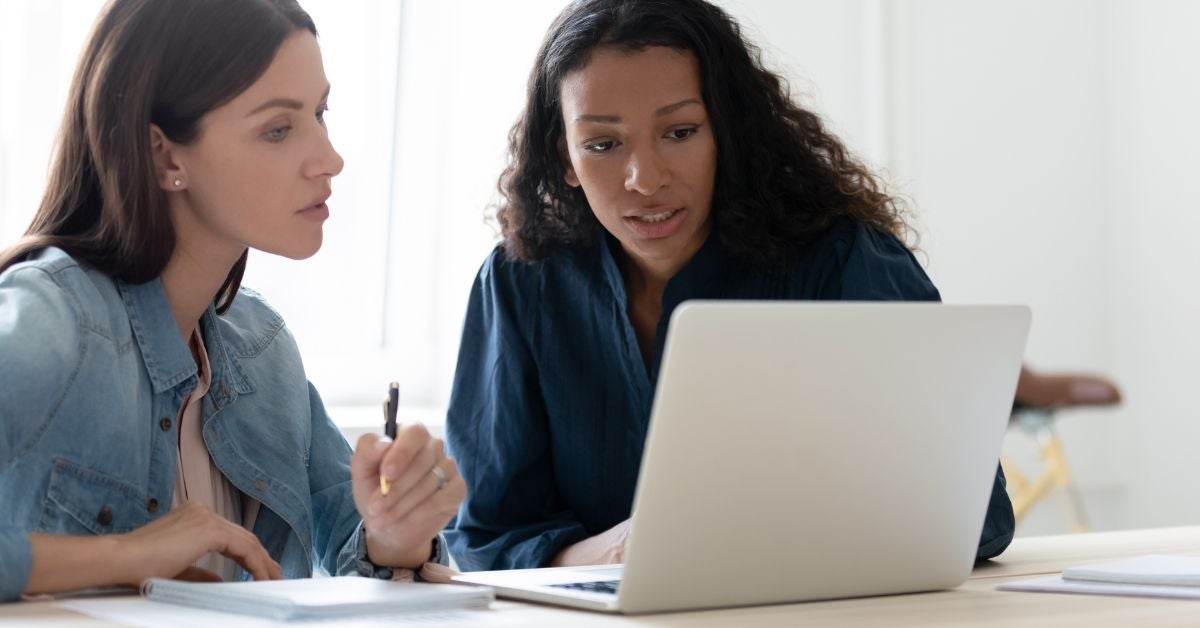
left=173, top=178, right=182, bottom=187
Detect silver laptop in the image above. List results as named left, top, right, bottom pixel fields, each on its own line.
left=453, top=302, right=1030, bottom=614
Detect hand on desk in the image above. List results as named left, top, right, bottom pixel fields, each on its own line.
left=551, top=518, right=632, bottom=567
left=114, top=501, right=282, bottom=584
left=351, top=425, right=465, bottom=570
left=24, top=501, right=280, bottom=596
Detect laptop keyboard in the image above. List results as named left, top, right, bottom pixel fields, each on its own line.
left=550, top=580, right=620, bottom=595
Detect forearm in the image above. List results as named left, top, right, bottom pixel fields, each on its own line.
left=549, top=520, right=629, bottom=567
left=24, top=533, right=130, bottom=596
left=550, top=535, right=620, bottom=567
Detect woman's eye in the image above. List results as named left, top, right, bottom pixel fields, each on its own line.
left=265, top=126, right=292, bottom=142
left=583, top=140, right=615, bottom=153
left=317, top=105, right=329, bottom=126
left=666, top=127, right=698, bottom=140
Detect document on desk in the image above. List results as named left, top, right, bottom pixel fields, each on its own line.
left=996, top=555, right=1200, bottom=600
left=134, top=576, right=492, bottom=621
left=60, top=596, right=521, bottom=627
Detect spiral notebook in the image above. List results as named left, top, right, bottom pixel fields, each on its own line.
left=141, top=576, right=493, bottom=621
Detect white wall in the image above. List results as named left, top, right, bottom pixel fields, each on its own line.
left=1106, top=0, right=1200, bottom=529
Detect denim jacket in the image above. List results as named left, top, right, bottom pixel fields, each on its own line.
left=0, top=248, right=443, bottom=601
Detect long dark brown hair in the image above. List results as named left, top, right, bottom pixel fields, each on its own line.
left=497, top=0, right=910, bottom=264
left=0, top=0, right=316, bottom=313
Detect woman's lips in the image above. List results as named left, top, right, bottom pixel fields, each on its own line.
left=624, top=207, right=687, bottom=239
left=297, top=202, right=329, bottom=221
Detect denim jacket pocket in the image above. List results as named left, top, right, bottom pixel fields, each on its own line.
left=38, top=458, right=156, bottom=536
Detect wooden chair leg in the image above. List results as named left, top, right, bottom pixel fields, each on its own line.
left=1037, top=425, right=1090, bottom=532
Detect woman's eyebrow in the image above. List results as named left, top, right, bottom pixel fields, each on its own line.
left=573, top=98, right=702, bottom=124
left=246, top=84, right=332, bottom=117
left=654, top=98, right=701, bottom=116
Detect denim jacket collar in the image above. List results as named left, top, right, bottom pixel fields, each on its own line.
left=117, top=278, right=253, bottom=405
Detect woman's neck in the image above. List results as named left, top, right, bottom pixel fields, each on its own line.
left=160, top=199, right=246, bottom=342
left=617, top=220, right=711, bottom=304
left=160, top=242, right=241, bottom=342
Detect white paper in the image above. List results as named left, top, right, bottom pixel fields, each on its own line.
left=59, top=598, right=521, bottom=627
left=1063, top=554, right=1200, bottom=586
left=138, top=576, right=492, bottom=621
left=996, top=575, right=1200, bottom=600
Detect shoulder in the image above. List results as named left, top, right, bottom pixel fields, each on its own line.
left=478, top=244, right=533, bottom=288
left=479, top=242, right=599, bottom=297
left=0, top=248, right=92, bottom=343
left=804, top=217, right=904, bottom=261
left=800, top=219, right=940, bottom=301
left=1, top=247, right=135, bottom=335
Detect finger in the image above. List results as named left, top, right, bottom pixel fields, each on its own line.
left=381, top=458, right=463, bottom=527
left=380, top=464, right=440, bottom=524
left=173, top=566, right=222, bottom=583
left=244, top=531, right=283, bottom=581
left=380, top=424, right=431, bottom=482
left=383, top=437, right=440, bottom=504
left=213, top=522, right=281, bottom=581
left=382, top=498, right=461, bottom=549
left=419, top=562, right=459, bottom=584
left=223, top=537, right=273, bottom=581
left=236, top=542, right=281, bottom=581
left=352, top=433, right=390, bottom=481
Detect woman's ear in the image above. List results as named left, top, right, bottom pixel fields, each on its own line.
left=149, top=124, right=187, bottom=191
left=558, top=137, right=580, bottom=188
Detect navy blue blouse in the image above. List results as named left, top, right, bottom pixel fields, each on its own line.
left=444, top=219, right=1015, bottom=571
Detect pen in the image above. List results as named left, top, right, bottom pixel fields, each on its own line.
left=380, top=381, right=399, bottom=495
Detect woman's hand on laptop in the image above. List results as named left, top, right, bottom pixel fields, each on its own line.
left=351, top=425, right=466, bottom=569
left=550, top=518, right=632, bottom=567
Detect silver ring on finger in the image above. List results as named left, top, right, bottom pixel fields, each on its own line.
left=431, top=463, right=448, bottom=491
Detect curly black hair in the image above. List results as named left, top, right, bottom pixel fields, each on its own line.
left=495, top=0, right=910, bottom=264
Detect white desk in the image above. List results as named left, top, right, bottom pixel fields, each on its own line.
left=5, top=526, right=1200, bottom=627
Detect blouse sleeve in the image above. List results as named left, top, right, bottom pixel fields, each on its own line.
left=443, top=250, right=590, bottom=571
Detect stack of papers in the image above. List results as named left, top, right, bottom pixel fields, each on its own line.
left=996, top=554, right=1200, bottom=600
left=140, top=576, right=493, bottom=621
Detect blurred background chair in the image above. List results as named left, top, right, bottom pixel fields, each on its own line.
left=1003, top=365, right=1122, bottom=533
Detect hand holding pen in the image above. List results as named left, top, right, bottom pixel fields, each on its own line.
left=348, top=381, right=466, bottom=569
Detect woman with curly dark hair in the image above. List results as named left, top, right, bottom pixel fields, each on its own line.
left=444, top=0, right=1014, bottom=571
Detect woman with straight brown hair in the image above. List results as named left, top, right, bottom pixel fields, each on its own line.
left=0, top=0, right=464, bottom=600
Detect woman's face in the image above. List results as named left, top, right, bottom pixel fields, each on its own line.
left=559, top=46, right=717, bottom=276
left=167, top=31, right=343, bottom=262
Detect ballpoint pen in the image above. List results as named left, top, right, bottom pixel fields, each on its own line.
left=380, top=381, right=399, bottom=495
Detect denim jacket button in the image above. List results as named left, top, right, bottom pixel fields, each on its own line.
left=97, top=506, right=113, bottom=526
left=159, top=417, right=172, bottom=431
left=146, top=498, right=159, bottom=513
